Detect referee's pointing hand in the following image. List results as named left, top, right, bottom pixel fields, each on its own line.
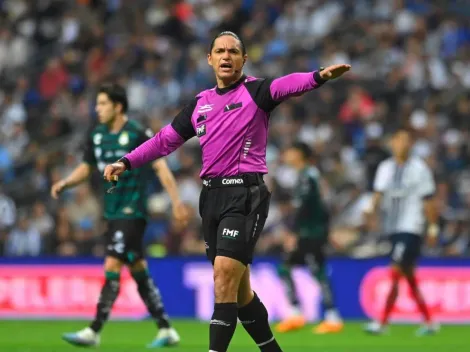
left=103, top=162, right=126, bottom=182
left=319, top=64, right=351, bottom=80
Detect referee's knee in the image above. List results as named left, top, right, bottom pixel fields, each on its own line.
left=213, top=256, right=246, bottom=303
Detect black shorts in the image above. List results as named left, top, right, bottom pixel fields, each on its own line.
left=104, top=218, right=147, bottom=264
left=389, top=232, right=422, bottom=267
left=284, top=237, right=327, bottom=269
left=199, top=174, right=271, bottom=266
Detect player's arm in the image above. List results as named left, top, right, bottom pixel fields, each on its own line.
left=152, top=159, right=180, bottom=205
left=364, top=162, right=387, bottom=217
left=51, top=163, right=93, bottom=199
left=51, top=131, right=96, bottom=199
left=423, top=196, right=439, bottom=238
left=420, top=165, right=439, bottom=243
left=364, top=192, right=383, bottom=216
left=152, top=158, right=189, bottom=224
left=107, top=99, right=198, bottom=179
left=245, top=65, right=351, bottom=112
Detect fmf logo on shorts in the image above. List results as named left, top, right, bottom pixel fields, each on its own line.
left=360, top=267, right=470, bottom=322
left=221, top=178, right=243, bottom=185
left=222, top=228, right=239, bottom=238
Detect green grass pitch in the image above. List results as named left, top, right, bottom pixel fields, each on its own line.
left=0, top=320, right=467, bottom=352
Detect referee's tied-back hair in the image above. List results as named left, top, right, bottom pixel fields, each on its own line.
left=98, top=83, right=128, bottom=114
left=209, top=31, right=246, bottom=55
left=291, top=141, right=315, bottom=160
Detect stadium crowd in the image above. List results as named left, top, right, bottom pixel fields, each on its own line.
left=1, top=0, right=470, bottom=258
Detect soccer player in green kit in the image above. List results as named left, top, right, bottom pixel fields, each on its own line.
left=51, top=83, right=188, bottom=348
left=275, top=142, right=343, bottom=335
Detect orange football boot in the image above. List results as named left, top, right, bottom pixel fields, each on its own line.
left=275, top=316, right=307, bottom=333
left=313, top=321, right=344, bottom=334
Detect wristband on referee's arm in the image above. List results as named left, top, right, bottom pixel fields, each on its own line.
left=428, top=223, right=439, bottom=238
left=314, top=67, right=328, bottom=85
left=118, top=157, right=131, bottom=171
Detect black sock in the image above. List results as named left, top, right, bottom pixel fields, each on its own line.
left=132, top=269, right=171, bottom=329
left=238, top=293, right=283, bottom=352
left=90, top=271, right=120, bottom=333
left=277, top=264, right=300, bottom=308
left=209, top=303, right=238, bottom=352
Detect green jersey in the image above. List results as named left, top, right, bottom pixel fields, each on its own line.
left=292, top=166, right=329, bottom=238
left=82, top=120, right=153, bottom=220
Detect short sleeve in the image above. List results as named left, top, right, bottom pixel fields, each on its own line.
left=81, top=130, right=97, bottom=166
left=373, top=161, right=388, bottom=193
left=417, top=164, right=436, bottom=198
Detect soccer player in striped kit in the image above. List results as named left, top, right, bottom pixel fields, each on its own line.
left=364, top=127, right=440, bottom=336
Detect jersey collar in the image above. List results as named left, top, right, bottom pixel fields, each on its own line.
left=215, top=74, right=246, bottom=95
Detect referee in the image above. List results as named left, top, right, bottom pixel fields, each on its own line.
left=104, top=31, right=350, bottom=352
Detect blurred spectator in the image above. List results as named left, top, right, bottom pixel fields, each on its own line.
left=0, top=0, right=470, bottom=257
left=0, top=139, right=14, bottom=183
left=0, top=187, right=16, bottom=232
left=339, top=86, right=375, bottom=124
left=53, top=206, right=76, bottom=256
left=4, top=117, right=30, bottom=162
left=0, top=26, right=31, bottom=78
left=42, top=102, right=72, bottom=139
left=362, top=123, right=390, bottom=191
left=5, top=213, right=41, bottom=256
left=65, top=184, right=101, bottom=231
left=39, top=57, right=69, bottom=101
left=30, top=201, right=54, bottom=239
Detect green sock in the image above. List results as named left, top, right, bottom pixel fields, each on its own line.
left=277, top=264, right=300, bottom=308
left=90, top=271, right=121, bottom=332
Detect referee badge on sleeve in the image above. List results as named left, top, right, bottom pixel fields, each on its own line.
left=196, top=124, right=206, bottom=137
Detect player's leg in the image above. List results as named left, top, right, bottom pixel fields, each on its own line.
left=209, top=183, right=281, bottom=352
left=308, top=239, right=343, bottom=334
left=209, top=254, right=245, bottom=351
left=91, top=256, right=123, bottom=332
left=62, top=256, right=123, bottom=346
left=238, top=266, right=283, bottom=351
left=365, top=233, right=404, bottom=335
left=399, top=235, right=437, bottom=336
left=277, top=262, right=301, bottom=312
left=275, top=247, right=306, bottom=333
left=200, top=187, right=240, bottom=352
left=120, top=218, right=180, bottom=347
left=130, top=259, right=180, bottom=347
left=365, top=263, right=401, bottom=335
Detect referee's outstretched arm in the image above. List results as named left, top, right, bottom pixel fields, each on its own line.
left=103, top=62, right=351, bottom=177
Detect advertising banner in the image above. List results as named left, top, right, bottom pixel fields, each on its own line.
left=0, top=257, right=469, bottom=322
left=0, top=265, right=146, bottom=318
